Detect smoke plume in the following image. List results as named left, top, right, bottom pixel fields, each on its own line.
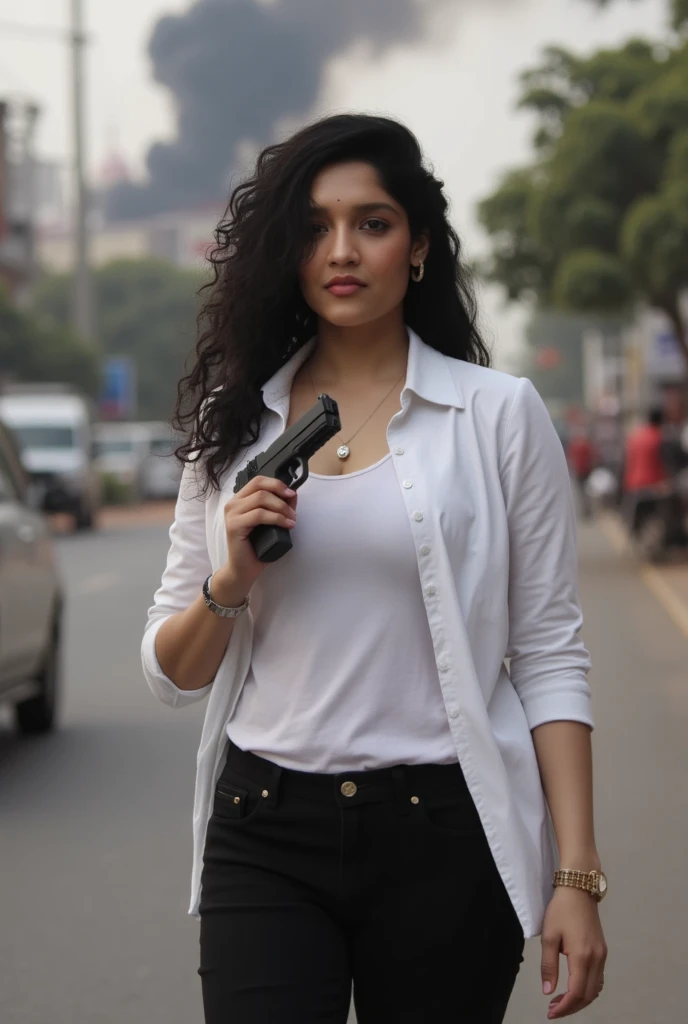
left=106, top=0, right=458, bottom=220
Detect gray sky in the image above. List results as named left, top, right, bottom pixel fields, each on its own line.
left=0, top=0, right=668, bottom=358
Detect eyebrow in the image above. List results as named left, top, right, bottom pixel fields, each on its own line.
left=309, top=202, right=399, bottom=216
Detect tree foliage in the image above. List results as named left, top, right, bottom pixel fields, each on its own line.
left=478, top=1, right=688, bottom=365
left=587, top=0, right=688, bottom=32
left=33, top=259, right=204, bottom=421
left=0, top=289, right=100, bottom=394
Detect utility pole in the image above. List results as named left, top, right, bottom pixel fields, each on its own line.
left=70, top=0, right=94, bottom=342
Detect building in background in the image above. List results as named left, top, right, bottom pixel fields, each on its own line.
left=33, top=157, right=70, bottom=233
left=35, top=143, right=222, bottom=275
left=37, top=201, right=222, bottom=274
left=0, top=99, right=41, bottom=305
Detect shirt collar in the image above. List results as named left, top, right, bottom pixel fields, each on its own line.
left=404, top=327, right=465, bottom=410
left=261, top=327, right=465, bottom=416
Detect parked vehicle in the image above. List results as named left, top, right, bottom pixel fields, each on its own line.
left=139, top=423, right=183, bottom=501
left=93, top=421, right=183, bottom=502
left=0, top=419, right=63, bottom=734
left=0, top=384, right=101, bottom=531
left=94, top=422, right=152, bottom=502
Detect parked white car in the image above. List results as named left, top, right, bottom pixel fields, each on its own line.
left=94, top=421, right=183, bottom=502
left=0, top=385, right=101, bottom=531
left=0, top=418, right=63, bottom=734
left=139, top=424, right=183, bottom=501
left=94, top=422, right=152, bottom=501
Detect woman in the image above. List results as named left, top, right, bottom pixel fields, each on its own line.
left=142, top=114, right=607, bottom=1023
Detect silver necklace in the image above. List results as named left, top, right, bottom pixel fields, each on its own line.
left=307, top=364, right=405, bottom=460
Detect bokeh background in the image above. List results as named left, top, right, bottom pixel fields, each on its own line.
left=0, top=3, right=687, bottom=1023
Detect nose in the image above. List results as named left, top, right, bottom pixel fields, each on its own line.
left=327, top=223, right=360, bottom=267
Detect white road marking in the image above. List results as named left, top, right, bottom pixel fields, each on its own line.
left=639, top=565, right=688, bottom=641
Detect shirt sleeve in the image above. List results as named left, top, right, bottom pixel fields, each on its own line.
left=141, top=459, right=214, bottom=709
left=499, top=378, right=593, bottom=731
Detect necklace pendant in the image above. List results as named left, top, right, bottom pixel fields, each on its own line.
left=336, top=444, right=351, bottom=460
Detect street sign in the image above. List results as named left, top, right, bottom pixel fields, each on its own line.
left=646, top=329, right=686, bottom=381
left=99, top=356, right=136, bottom=420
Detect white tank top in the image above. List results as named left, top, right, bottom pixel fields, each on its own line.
left=226, top=452, right=457, bottom=773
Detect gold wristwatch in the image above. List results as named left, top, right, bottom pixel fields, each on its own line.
left=553, top=869, right=608, bottom=902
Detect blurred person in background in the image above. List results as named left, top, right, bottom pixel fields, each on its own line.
left=566, top=416, right=597, bottom=520
left=658, top=386, right=688, bottom=480
left=142, top=114, right=607, bottom=1024
left=623, top=408, right=669, bottom=496
left=622, top=407, right=687, bottom=552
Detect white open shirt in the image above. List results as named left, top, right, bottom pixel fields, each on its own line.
left=141, top=327, right=593, bottom=939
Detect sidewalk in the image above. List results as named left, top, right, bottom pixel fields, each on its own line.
left=597, top=511, right=688, bottom=640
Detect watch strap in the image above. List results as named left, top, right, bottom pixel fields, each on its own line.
left=553, top=868, right=606, bottom=901
left=202, top=574, right=250, bottom=618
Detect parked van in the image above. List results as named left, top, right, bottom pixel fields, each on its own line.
left=0, top=384, right=101, bottom=530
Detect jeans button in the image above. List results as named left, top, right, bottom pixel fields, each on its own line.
left=340, top=781, right=358, bottom=797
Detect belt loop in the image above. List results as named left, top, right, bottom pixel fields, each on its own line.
left=392, top=767, right=410, bottom=816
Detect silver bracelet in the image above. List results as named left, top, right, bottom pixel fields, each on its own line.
left=202, top=574, right=250, bottom=618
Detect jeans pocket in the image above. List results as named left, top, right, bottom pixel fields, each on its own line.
left=212, top=779, right=266, bottom=825
left=417, top=790, right=485, bottom=837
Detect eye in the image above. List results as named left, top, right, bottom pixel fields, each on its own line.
left=363, top=218, right=389, bottom=233
left=309, top=223, right=328, bottom=235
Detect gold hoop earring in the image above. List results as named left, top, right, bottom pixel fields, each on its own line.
left=411, top=261, right=425, bottom=283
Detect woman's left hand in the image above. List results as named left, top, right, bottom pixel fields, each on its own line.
left=540, top=886, right=608, bottom=1019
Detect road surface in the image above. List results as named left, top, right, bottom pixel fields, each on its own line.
left=0, top=507, right=686, bottom=1023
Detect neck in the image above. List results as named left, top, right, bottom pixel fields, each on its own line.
left=308, top=311, right=409, bottom=387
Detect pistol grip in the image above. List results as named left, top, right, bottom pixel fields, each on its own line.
left=250, top=524, right=294, bottom=563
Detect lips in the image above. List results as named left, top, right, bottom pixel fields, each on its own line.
left=326, top=276, right=366, bottom=297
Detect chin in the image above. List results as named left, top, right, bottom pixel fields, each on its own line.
left=314, top=302, right=375, bottom=328
left=316, top=297, right=401, bottom=330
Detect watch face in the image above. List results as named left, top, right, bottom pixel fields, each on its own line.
left=597, top=873, right=608, bottom=898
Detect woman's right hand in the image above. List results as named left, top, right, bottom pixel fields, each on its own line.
left=211, top=476, right=298, bottom=605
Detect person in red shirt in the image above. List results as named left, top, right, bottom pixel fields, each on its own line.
left=622, top=408, right=688, bottom=550
left=566, top=426, right=596, bottom=518
left=623, top=409, right=668, bottom=494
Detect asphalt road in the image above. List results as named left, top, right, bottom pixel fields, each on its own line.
left=1, top=510, right=686, bottom=1024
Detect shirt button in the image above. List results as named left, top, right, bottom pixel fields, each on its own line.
left=393, top=446, right=404, bottom=456
left=449, top=709, right=459, bottom=719
left=412, top=511, right=423, bottom=522
left=420, top=545, right=431, bottom=556
left=403, top=480, right=413, bottom=489
left=424, top=585, right=437, bottom=597
left=438, top=660, right=450, bottom=673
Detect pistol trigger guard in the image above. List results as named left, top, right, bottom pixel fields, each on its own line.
left=288, top=456, right=309, bottom=490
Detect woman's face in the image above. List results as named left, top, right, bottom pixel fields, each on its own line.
left=299, top=161, right=428, bottom=329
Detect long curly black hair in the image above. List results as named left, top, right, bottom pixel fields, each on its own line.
left=174, top=113, right=490, bottom=490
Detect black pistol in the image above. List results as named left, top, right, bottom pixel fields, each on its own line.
left=233, top=394, right=341, bottom=563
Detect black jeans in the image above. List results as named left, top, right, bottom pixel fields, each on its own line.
left=199, top=743, right=525, bottom=1023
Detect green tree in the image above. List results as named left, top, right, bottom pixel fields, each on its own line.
left=0, top=288, right=100, bottom=394
left=587, top=0, right=688, bottom=32
left=33, top=258, right=204, bottom=421
left=478, top=3, right=688, bottom=367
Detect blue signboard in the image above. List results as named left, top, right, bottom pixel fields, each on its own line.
left=647, top=330, right=686, bottom=381
left=99, top=356, right=136, bottom=420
